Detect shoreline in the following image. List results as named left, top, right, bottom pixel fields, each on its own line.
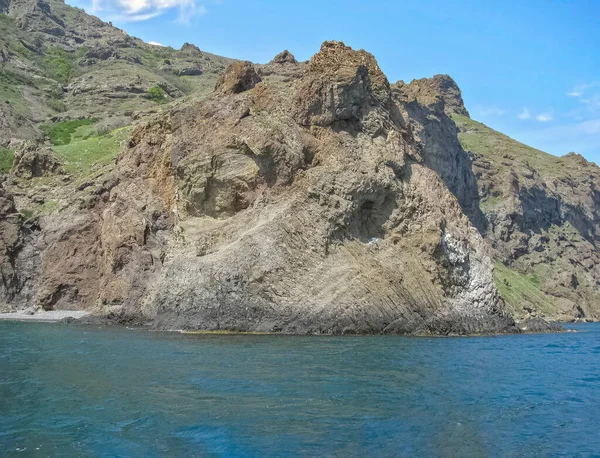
left=0, top=312, right=588, bottom=337
left=0, top=310, right=90, bottom=322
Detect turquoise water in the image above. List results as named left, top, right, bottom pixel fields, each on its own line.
left=1, top=322, right=600, bottom=457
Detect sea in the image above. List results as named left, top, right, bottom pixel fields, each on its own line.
left=1, top=321, right=599, bottom=457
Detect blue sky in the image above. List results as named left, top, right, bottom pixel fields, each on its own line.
left=67, top=0, right=600, bottom=163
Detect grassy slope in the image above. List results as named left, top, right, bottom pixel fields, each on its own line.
left=0, top=147, right=14, bottom=173
left=452, top=114, right=584, bottom=179
left=451, top=114, right=581, bottom=317
left=493, top=261, right=554, bottom=318
left=52, top=124, right=132, bottom=177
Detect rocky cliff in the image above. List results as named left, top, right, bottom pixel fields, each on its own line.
left=0, top=0, right=597, bottom=333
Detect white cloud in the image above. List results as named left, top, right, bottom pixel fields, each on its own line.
left=581, top=94, right=600, bottom=109
left=568, top=82, right=600, bottom=97
left=518, top=108, right=531, bottom=120
left=476, top=106, right=506, bottom=117
left=86, top=0, right=207, bottom=22
left=579, top=119, right=600, bottom=135
left=148, top=41, right=165, bottom=46
left=567, top=82, right=600, bottom=113
left=536, top=113, right=553, bottom=122
left=518, top=108, right=553, bottom=122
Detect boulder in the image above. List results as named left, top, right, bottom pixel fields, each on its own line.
left=11, top=142, right=65, bottom=178
left=271, top=50, right=297, bottom=64
left=214, top=61, right=261, bottom=94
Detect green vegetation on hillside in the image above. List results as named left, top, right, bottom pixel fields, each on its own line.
left=0, top=71, right=29, bottom=116
left=493, top=261, right=554, bottom=317
left=0, top=14, right=34, bottom=59
left=20, top=199, right=59, bottom=220
left=52, top=125, right=131, bottom=176
left=452, top=113, right=579, bottom=178
left=41, top=46, right=85, bottom=84
left=41, top=118, right=97, bottom=146
left=141, top=46, right=173, bottom=68
left=146, top=85, right=166, bottom=102
left=0, top=147, right=14, bottom=173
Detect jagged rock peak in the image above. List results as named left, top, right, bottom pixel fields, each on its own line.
left=179, top=42, right=202, bottom=56
left=396, top=74, right=470, bottom=117
left=214, top=61, right=261, bottom=94
left=564, top=151, right=592, bottom=166
left=308, top=41, right=389, bottom=89
left=293, top=41, right=391, bottom=127
left=271, top=50, right=297, bottom=64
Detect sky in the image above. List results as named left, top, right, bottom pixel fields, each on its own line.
left=66, top=0, right=600, bottom=163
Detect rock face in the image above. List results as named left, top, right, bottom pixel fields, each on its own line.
left=0, top=182, right=22, bottom=305
left=0, top=41, right=517, bottom=334
left=453, top=115, right=600, bottom=321
left=393, top=78, right=486, bottom=232
left=11, top=142, right=65, bottom=178
left=215, top=61, right=261, bottom=94
left=397, top=75, right=600, bottom=322
left=1, top=0, right=597, bottom=332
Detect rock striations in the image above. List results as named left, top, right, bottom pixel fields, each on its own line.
left=1, top=40, right=518, bottom=334
left=1, top=0, right=598, bottom=333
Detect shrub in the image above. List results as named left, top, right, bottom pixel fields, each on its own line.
left=47, top=99, right=67, bottom=112
left=41, top=118, right=96, bottom=146
left=0, top=147, right=14, bottom=173
left=146, top=85, right=166, bottom=103
left=42, top=47, right=78, bottom=84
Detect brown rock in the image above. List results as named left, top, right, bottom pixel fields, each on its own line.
left=397, top=74, right=470, bottom=117
left=11, top=141, right=65, bottom=178
left=215, top=61, right=261, bottom=94
left=271, top=50, right=297, bottom=64
left=294, top=40, right=390, bottom=129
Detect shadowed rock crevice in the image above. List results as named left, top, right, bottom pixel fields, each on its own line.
left=393, top=79, right=487, bottom=234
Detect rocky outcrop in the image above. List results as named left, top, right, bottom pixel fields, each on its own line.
left=271, top=50, right=297, bottom=64
left=397, top=74, right=470, bottom=117
left=293, top=41, right=390, bottom=130
left=50, top=41, right=514, bottom=334
left=11, top=141, right=65, bottom=178
left=1, top=0, right=591, bottom=332
left=178, top=42, right=202, bottom=57
left=215, top=61, right=261, bottom=94
left=258, top=50, right=304, bottom=80
left=0, top=182, right=22, bottom=306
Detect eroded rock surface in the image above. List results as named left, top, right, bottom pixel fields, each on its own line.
left=11, top=141, right=65, bottom=178
left=398, top=75, right=600, bottom=322
left=1, top=0, right=593, bottom=332
left=10, top=41, right=513, bottom=334
left=215, top=61, right=261, bottom=95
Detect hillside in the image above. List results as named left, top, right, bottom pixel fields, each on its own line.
left=0, top=0, right=598, bottom=332
left=0, top=0, right=232, bottom=147
left=452, top=114, right=600, bottom=320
